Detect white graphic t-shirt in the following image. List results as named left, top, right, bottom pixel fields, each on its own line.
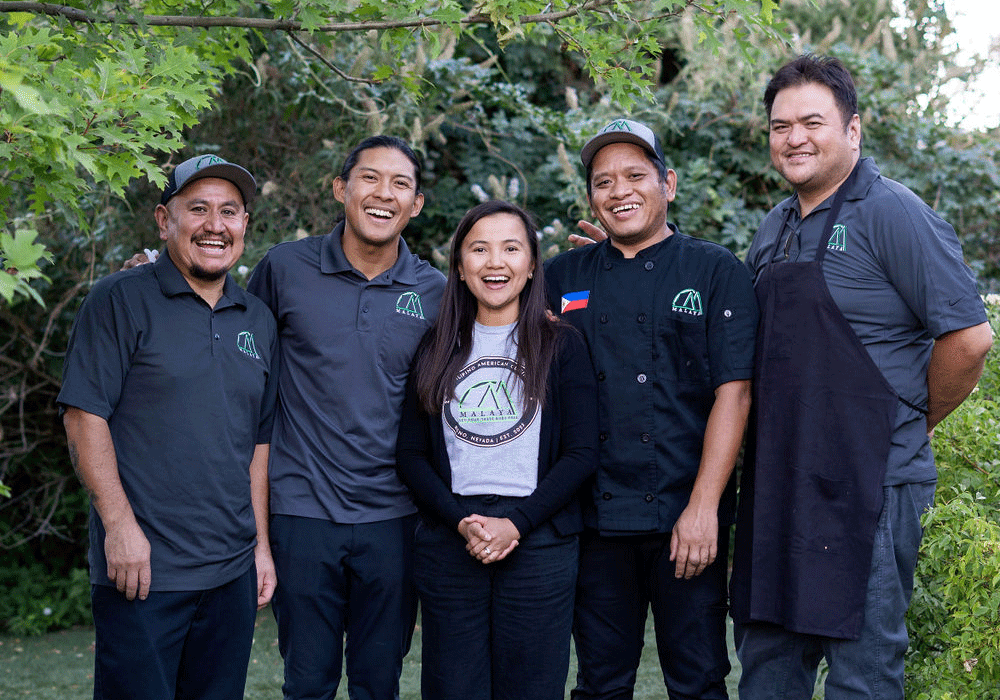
left=443, top=322, right=541, bottom=497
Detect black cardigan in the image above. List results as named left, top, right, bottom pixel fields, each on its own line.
left=395, top=325, right=599, bottom=538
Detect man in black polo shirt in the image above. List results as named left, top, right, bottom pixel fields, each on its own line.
left=545, top=120, right=758, bottom=699
left=59, top=155, right=279, bottom=700
left=247, top=136, right=446, bottom=700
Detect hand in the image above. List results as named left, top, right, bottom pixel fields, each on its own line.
left=121, top=249, right=157, bottom=271
left=104, top=517, right=152, bottom=600
left=255, top=544, right=277, bottom=609
left=669, top=503, right=718, bottom=580
left=461, top=515, right=520, bottom=564
left=568, top=220, right=607, bottom=248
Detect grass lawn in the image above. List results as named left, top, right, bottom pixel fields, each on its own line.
left=1, top=606, right=744, bottom=698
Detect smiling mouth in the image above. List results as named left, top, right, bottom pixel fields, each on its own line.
left=365, top=207, right=394, bottom=219
left=612, top=203, right=640, bottom=214
left=193, top=237, right=230, bottom=250
left=483, top=276, right=510, bottom=285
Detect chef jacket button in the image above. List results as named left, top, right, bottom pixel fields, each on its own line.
left=604, top=262, right=613, bottom=270
left=603, top=492, right=612, bottom=500
left=599, top=432, right=608, bottom=442
left=644, top=261, right=654, bottom=271
left=598, top=372, right=606, bottom=381
left=637, top=313, right=646, bottom=323
left=600, top=314, right=608, bottom=323
left=644, top=493, right=654, bottom=502
left=640, top=433, right=650, bottom=443
left=636, top=373, right=647, bottom=383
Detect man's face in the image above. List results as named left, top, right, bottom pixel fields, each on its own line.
left=155, top=177, right=248, bottom=284
left=588, top=142, right=676, bottom=252
left=333, top=146, right=425, bottom=250
left=769, top=81, right=861, bottom=207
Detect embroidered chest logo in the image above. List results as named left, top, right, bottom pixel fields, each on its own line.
left=671, top=289, right=703, bottom=316
left=395, top=291, right=426, bottom=319
left=236, top=331, right=260, bottom=359
left=561, top=290, right=590, bottom=313
left=828, top=223, right=847, bottom=252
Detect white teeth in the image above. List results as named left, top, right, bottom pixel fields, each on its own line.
left=484, top=276, right=509, bottom=283
left=612, top=203, right=640, bottom=213
left=197, top=240, right=226, bottom=247
left=365, top=208, right=393, bottom=219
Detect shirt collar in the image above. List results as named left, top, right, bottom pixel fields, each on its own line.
left=601, top=222, right=681, bottom=260
left=319, top=220, right=419, bottom=284
left=153, top=249, right=248, bottom=309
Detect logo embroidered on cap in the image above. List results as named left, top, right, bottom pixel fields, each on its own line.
left=561, top=291, right=590, bottom=313
left=237, top=331, right=260, bottom=359
left=828, top=223, right=847, bottom=252
left=395, top=291, right=426, bottom=319
left=671, top=289, right=703, bottom=316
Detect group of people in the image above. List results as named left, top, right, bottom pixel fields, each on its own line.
left=58, top=54, right=992, bottom=700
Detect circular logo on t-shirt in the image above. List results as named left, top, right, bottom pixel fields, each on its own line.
left=443, top=356, right=539, bottom=446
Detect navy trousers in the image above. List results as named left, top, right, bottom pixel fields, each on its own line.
left=415, top=495, right=579, bottom=700
left=269, top=513, right=418, bottom=700
left=90, top=565, right=257, bottom=700
left=572, top=528, right=731, bottom=700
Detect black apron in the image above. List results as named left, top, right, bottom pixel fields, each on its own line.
left=731, top=165, right=900, bottom=640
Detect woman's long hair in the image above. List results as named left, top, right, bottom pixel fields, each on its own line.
left=413, top=200, right=562, bottom=414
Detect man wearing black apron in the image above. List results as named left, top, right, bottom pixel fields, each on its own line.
left=731, top=55, right=993, bottom=699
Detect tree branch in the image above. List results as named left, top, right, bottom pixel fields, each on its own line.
left=0, top=0, right=622, bottom=33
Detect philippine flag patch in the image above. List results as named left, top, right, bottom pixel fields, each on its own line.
left=561, top=290, right=590, bottom=313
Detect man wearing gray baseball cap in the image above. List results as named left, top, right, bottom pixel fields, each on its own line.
left=545, top=119, right=758, bottom=698
left=59, top=154, right=277, bottom=700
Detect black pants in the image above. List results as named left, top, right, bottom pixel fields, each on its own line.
left=91, top=565, right=257, bottom=700
left=571, top=528, right=731, bottom=700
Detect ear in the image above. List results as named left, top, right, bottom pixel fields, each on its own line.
left=154, top=204, right=170, bottom=241
left=332, top=176, right=346, bottom=204
left=457, top=260, right=465, bottom=281
left=410, top=191, right=425, bottom=218
left=847, top=113, right=862, bottom=151
left=662, top=169, right=678, bottom=203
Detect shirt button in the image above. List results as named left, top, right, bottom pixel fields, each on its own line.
left=362, top=306, right=369, bottom=313
left=724, top=309, right=733, bottom=318
left=600, top=314, right=608, bottom=323
left=644, top=493, right=654, bottom=503
left=597, top=372, right=606, bottom=381
left=603, top=492, right=613, bottom=501
left=640, top=433, right=650, bottom=443
left=637, top=313, right=646, bottom=323
left=213, top=334, right=220, bottom=340
left=644, top=261, right=654, bottom=271
left=604, top=262, right=613, bottom=271
left=637, top=373, right=647, bottom=384
left=599, top=432, right=608, bottom=442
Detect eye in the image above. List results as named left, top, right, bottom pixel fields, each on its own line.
left=771, top=124, right=789, bottom=134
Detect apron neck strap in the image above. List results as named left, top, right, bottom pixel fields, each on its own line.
left=816, top=158, right=862, bottom=265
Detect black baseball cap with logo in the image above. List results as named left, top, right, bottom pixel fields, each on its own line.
left=580, top=119, right=666, bottom=170
left=160, top=154, right=257, bottom=207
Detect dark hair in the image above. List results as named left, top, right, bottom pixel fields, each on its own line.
left=413, top=200, right=562, bottom=414
left=764, top=54, right=858, bottom=127
left=585, top=149, right=669, bottom=198
left=339, top=135, right=423, bottom=192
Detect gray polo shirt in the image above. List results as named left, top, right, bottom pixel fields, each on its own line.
left=248, top=223, right=446, bottom=523
left=746, top=156, right=987, bottom=484
left=57, top=251, right=279, bottom=590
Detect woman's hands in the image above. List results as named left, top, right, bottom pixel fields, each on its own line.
left=458, top=515, right=521, bottom=565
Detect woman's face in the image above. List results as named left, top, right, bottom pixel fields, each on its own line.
left=457, top=212, right=534, bottom=327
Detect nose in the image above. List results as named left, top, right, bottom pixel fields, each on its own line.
left=204, top=208, right=225, bottom=232
left=374, top=177, right=393, bottom=200
left=610, top=177, right=632, bottom=199
left=786, top=123, right=808, bottom=146
left=486, top=247, right=503, bottom=267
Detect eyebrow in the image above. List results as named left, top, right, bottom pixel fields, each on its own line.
left=771, top=112, right=826, bottom=126
left=357, top=166, right=414, bottom=183
left=187, top=197, right=242, bottom=209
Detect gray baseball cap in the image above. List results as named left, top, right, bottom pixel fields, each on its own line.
left=580, top=119, right=665, bottom=170
left=160, top=154, right=257, bottom=206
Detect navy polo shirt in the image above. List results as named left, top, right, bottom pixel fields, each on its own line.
left=57, top=251, right=279, bottom=590
left=545, top=226, right=758, bottom=535
left=746, top=156, right=987, bottom=485
left=247, top=223, right=446, bottom=524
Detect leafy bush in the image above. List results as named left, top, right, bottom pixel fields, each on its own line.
left=0, top=562, right=91, bottom=635
left=906, top=300, right=1000, bottom=698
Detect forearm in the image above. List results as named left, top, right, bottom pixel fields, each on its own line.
left=249, top=443, right=271, bottom=550
left=63, top=407, right=135, bottom=529
left=689, top=379, right=751, bottom=511
left=926, top=322, right=993, bottom=431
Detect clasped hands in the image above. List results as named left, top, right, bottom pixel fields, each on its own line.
left=458, top=515, right=520, bottom=565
